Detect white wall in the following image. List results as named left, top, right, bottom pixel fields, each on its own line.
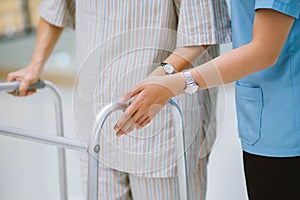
left=206, top=43, right=248, bottom=200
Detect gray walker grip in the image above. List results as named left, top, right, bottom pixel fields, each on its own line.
left=0, top=80, right=46, bottom=95
left=13, top=80, right=46, bottom=95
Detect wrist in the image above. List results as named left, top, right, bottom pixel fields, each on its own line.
left=149, top=66, right=167, bottom=76
left=182, top=69, right=199, bottom=94
left=163, top=73, right=186, bottom=96
left=28, top=61, right=44, bottom=75
left=30, top=57, right=45, bottom=69
left=31, top=50, right=48, bottom=69
left=175, top=73, right=186, bottom=94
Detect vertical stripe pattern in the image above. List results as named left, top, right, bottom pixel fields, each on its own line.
left=39, top=0, right=231, bottom=199
left=39, top=0, right=75, bottom=28
left=80, top=153, right=207, bottom=199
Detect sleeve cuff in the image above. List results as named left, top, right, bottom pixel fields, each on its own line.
left=176, top=30, right=232, bottom=47
left=255, top=0, right=300, bottom=18
left=39, top=0, right=75, bottom=29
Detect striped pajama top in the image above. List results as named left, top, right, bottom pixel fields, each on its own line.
left=39, top=0, right=231, bottom=178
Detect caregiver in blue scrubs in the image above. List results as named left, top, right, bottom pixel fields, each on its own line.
left=115, top=0, right=300, bottom=199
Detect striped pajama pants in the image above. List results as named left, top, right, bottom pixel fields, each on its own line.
left=80, top=154, right=208, bottom=200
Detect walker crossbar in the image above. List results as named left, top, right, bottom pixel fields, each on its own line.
left=0, top=125, right=85, bottom=151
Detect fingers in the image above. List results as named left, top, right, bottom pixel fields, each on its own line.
left=113, top=104, right=152, bottom=136
left=136, top=117, right=151, bottom=130
left=114, top=112, right=150, bottom=136
left=6, top=69, right=39, bottom=97
left=7, top=89, right=36, bottom=97
left=114, top=114, right=137, bottom=136
left=120, top=82, right=145, bottom=103
left=114, top=93, right=151, bottom=136
left=135, top=104, right=162, bottom=130
left=7, top=72, right=16, bottom=82
left=18, top=79, right=31, bottom=96
left=132, top=113, right=149, bottom=127
left=24, top=90, right=37, bottom=96
left=115, top=120, right=137, bottom=137
left=114, top=102, right=139, bottom=136
left=114, top=78, right=169, bottom=136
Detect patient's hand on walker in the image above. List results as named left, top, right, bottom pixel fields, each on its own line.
left=114, top=73, right=186, bottom=136
left=7, top=64, right=42, bottom=97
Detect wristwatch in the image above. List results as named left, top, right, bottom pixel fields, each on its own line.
left=161, top=62, right=176, bottom=75
left=183, top=70, right=199, bottom=95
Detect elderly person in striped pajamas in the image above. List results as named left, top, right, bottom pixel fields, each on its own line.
left=7, top=0, right=231, bottom=199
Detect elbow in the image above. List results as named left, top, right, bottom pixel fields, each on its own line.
left=251, top=42, right=281, bottom=69
left=265, top=52, right=280, bottom=67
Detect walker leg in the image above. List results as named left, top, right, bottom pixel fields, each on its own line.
left=86, top=102, right=128, bottom=200
left=47, top=82, right=68, bottom=200
left=169, top=100, right=188, bottom=200
left=87, top=151, right=99, bottom=200
left=58, top=148, right=68, bottom=200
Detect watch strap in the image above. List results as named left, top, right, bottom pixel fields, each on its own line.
left=183, top=70, right=196, bottom=86
left=183, top=69, right=199, bottom=94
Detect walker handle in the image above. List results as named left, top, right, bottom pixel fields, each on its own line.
left=0, top=80, right=46, bottom=94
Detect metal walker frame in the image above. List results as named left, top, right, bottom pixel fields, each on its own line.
left=0, top=80, right=188, bottom=200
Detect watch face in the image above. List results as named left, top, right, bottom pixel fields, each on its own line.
left=164, top=64, right=175, bottom=74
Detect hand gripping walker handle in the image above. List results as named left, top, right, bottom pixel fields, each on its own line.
left=12, top=80, right=46, bottom=95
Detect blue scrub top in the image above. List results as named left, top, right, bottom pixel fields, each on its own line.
left=231, top=0, right=300, bottom=157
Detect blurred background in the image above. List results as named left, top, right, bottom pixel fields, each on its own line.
left=0, top=0, right=247, bottom=199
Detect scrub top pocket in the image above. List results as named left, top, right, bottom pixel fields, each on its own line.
left=235, top=82, right=263, bottom=145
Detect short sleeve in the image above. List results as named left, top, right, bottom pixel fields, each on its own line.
left=39, top=0, right=75, bottom=29
left=175, top=0, right=231, bottom=47
left=255, top=0, right=300, bottom=19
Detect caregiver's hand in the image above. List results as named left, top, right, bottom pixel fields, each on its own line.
left=114, top=73, right=186, bottom=136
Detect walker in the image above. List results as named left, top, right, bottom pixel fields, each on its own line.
left=0, top=80, right=188, bottom=200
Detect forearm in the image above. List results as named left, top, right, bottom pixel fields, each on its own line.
left=191, top=9, right=294, bottom=89
left=191, top=42, right=276, bottom=88
left=150, top=45, right=210, bottom=76
left=6, top=18, right=64, bottom=96
left=30, top=18, right=63, bottom=71
left=164, top=45, right=210, bottom=71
